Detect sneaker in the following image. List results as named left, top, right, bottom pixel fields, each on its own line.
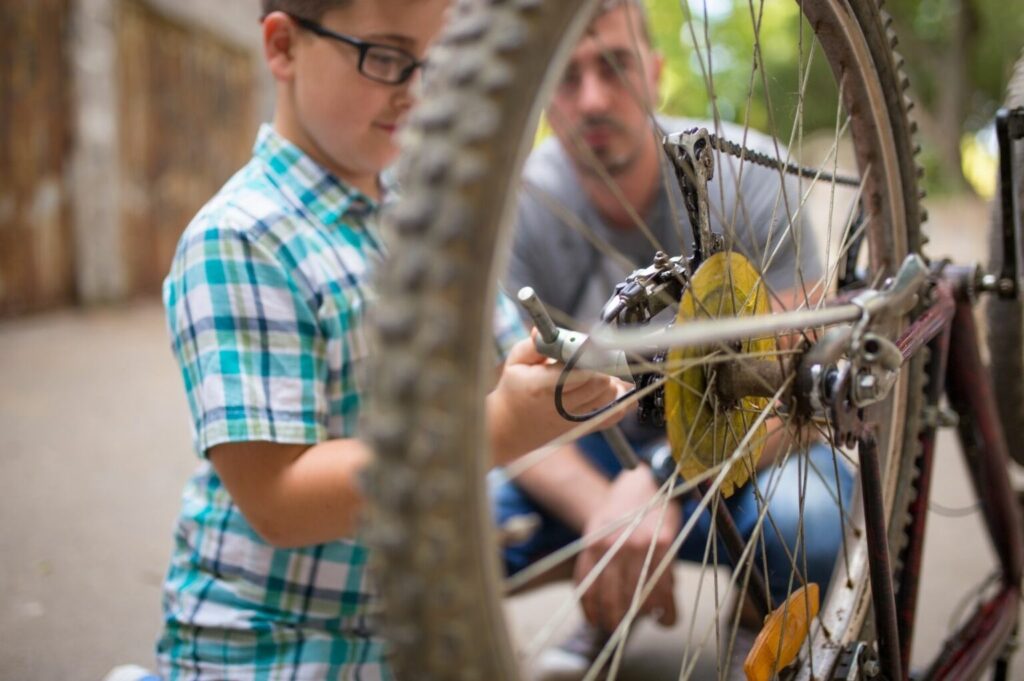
left=534, top=622, right=614, bottom=681
left=100, top=665, right=161, bottom=681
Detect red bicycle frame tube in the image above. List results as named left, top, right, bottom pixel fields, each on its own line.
left=883, top=269, right=1023, bottom=680
left=894, top=280, right=954, bottom=680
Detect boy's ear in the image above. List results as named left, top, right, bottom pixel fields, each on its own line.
left=263, top=11, right=299, bottom=81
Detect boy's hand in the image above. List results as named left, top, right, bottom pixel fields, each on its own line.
left=487, top=337, right=630, bottom=464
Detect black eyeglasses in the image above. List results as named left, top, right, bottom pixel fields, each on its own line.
left=289, top=15, right=425, bottom=86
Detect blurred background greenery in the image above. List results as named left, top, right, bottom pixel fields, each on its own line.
left=648, top=0, right=1024, bottom=197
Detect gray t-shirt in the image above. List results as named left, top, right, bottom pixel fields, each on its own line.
left=504, top=116, right=822, bottom=327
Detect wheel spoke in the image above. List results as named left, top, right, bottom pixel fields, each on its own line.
left=366, top=1, right=925, bottom=678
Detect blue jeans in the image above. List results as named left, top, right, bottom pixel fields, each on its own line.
left=490, top=433, right=854, bottom=607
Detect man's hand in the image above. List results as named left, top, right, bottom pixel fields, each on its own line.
left=575, top=467, right=680, bottom=633
left=487, top=337, right=630, bottom=464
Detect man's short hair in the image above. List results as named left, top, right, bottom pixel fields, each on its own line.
left=598, top=0, right=652, bottom=46
left=261, top=1, right=350, bottom=20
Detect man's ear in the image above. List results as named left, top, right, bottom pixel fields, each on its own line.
left=644, top=49, right=664, bottom=109
left=650, top=50, right=664, bottom=90
left=263, top=11, right=299, bottom=82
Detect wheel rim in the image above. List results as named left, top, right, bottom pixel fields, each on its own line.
left=367, top=1, right=924, bottom=679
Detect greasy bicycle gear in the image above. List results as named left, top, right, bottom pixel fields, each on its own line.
left=663, top=250, right=776, bottom=498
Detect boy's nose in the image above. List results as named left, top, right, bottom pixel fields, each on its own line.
left=391, top=77, right=417, bottom=109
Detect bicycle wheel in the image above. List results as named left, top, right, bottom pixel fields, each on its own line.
left=986, top=50, right=1024, bottom=466
left=365, top=1, right=926, bottom=679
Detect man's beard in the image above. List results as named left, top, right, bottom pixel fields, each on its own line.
left=571, top=116, right=641, bottom=177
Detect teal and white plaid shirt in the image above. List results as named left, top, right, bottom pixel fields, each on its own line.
left=159, top=124, right=525, bottom=679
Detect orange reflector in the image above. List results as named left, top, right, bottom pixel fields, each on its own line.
left=744, top=583, right=820, bottom=681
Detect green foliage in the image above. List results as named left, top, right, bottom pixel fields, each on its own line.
left=885, top=0, right=1024, bottom=130
left=647, top=0, right=840, bottom=137
left=642, top=0, right=1023, bottom=193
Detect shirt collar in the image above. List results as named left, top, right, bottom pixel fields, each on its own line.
left=253, top=123, right=378, bottom=226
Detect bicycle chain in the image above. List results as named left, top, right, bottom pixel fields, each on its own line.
left=706, top=131, right=862, bottom=187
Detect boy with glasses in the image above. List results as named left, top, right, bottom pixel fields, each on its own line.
left=156, top=1, right=624, bottom=678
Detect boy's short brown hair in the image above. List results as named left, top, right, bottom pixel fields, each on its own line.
left=261, top=1, right=350, bottom=20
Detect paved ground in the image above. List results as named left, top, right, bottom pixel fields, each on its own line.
left=2, top=196, right=1022, bottom=680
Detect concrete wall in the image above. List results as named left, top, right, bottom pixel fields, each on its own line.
left=70, top=0, right=125, bottom=304
left=1, top=0, right=272, bottom=307
left=0, top=0, right=76, bottom=316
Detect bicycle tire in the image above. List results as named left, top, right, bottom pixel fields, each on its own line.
left=985, top=50, right=1024, bottom=466
left=365, top=1, right=926, bottom=679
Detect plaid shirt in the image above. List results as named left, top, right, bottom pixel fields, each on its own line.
left=159, top=124, right=525, bottom=680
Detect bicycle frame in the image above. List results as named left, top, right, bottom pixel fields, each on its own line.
left=861, top=266, right=1024, bottom=681
left=994, top=107, right=1024, bottom=297
left=534, top=254, right=1023, bottom=681
left=893, top=105, right=1024, bottom=680
left=529, top=252, right=1023, bottom=681
left=519, top=109, right=1024, bottom=679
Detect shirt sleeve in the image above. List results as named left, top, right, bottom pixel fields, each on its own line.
left=503, top=191, right=558, bottom=325
left=493, top=287, right=529, bottom=364
left=721, top=145, right=824, bottom=293
left=756, top=170, right=824, bottom=292
left=164, top=219, right=329, bottom=456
